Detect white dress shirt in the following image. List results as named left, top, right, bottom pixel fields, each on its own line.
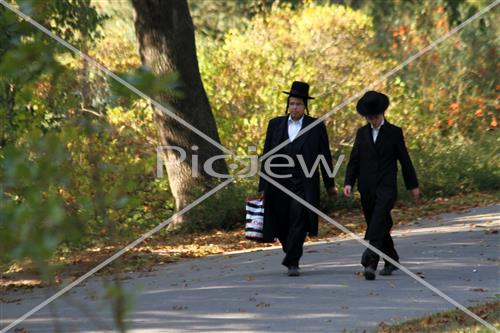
left=371, top=119, right=385, bottom=143
left=287, top=115, right=304, bottom=142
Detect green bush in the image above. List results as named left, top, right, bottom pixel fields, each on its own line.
left=0, top=131, right=80, bottom=273
left=198, top=2, right=394, bottom=155
left=407, top=133, right=500, bottom=197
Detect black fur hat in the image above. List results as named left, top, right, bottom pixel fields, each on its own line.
left=356, top=91, right=389, bottom=116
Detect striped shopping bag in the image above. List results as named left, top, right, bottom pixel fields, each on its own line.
left=245, top=197, right=264, bottom=241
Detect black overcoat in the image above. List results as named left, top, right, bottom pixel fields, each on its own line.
left=258, top=115, right=335, bottom=242
left=344, top=121, right=418, bottom=240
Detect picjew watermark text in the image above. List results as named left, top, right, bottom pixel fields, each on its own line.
left=156, top=145, right=344, bottom=179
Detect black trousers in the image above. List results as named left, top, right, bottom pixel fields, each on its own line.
left=360, top=190, right=399, bottom=269
left=274, top=177, right=308, bottom=268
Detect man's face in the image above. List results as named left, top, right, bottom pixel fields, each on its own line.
left=288, top=96, right=306, bottom=120
left=366, top=113, right=384, bottom=128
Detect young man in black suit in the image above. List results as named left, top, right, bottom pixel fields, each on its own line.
left=344, top=91, right=420, bottom=280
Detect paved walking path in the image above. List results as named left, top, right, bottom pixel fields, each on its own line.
left=1, top=204, right=499, bottom=333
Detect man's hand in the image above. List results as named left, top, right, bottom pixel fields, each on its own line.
left=409, top=187, right=420, bottom=203
left=343, top=185, right=352, bottom=197
left=258, top=191, right=264, bottom=199
left=327, top=186, right=337, bottom=197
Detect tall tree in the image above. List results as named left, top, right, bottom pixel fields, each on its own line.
left=131, top=0, right=228, bottom=227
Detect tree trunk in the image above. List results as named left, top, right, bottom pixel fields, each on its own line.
left=132, top=0, right=228, bottom=228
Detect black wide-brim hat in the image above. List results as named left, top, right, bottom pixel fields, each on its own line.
left=356, top=91, right=389, bottom=116
left=282, top=81, right=315, bottom=100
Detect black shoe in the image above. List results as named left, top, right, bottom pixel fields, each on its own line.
left=364, top=267, right=376, bottom=280
left=287, top=266, right=300, bottom=277
left=379, top=265, right=398, bottom=276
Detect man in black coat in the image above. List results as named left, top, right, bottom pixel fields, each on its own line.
left=344, top=91, right=420, bottom=280
left=258, top=81, right=337, bottom=276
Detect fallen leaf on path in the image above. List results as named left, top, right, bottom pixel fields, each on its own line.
left=172, top=305, right=188, bottom=310
left=256, top=302, right=270, bottom=307
left=0, top=297, right=21, bottom=303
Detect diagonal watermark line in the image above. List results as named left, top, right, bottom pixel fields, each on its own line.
left=0, top=0, right=234, bottom=156
left=258, top=172, right=497, bottom=331
left=260, top=0, right=500, bottom=163
left=0, top=178, right=234, bottom=333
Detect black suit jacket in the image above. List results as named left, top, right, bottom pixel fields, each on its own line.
left=258, top=115, right=335, bottom=241
left=344, top=121, right=418, bottom=194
